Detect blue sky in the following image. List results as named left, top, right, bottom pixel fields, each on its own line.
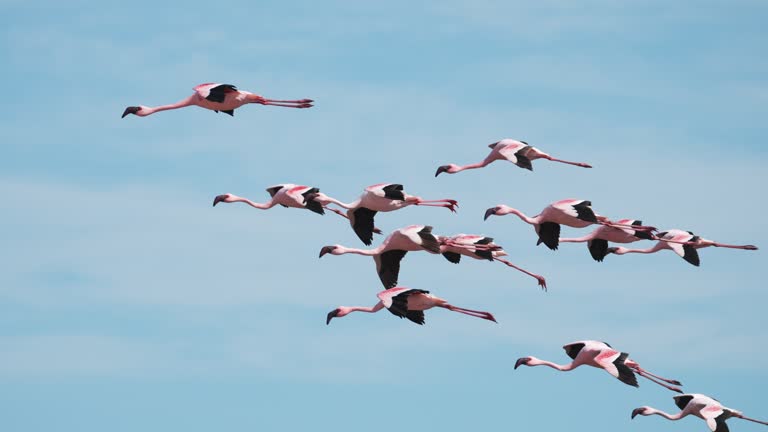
left=1, top=1, right=767, bottom=431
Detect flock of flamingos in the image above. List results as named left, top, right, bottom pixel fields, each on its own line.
left=123, top=83, right=763, bottom=432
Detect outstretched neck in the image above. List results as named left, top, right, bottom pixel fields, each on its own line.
left=455, top=160, right=491, bottom=172
left=616, top=242, right=667, bottom=254
left=336, top=245, right=383, bottom=256
left=645, top=408, right=686, bottom=421
left=508, top=208, right=539, bottom=225
left=527, top=358, right=577, bottom=371
left=327, top=197, right=362, bottom=210
left=143, top=96, right=196, bottom=115
left=232, top=197, right=274, bottom=209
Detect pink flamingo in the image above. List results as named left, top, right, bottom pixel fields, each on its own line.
left=307, top=183, right=458, bottom=245
left=435, top=138, right=592, bottom=176
left=213, top=184, right=382, bottom=233
left=607, top=229, right=758, bottom=267
left=438, top=234, right=547, bottom=290
left=122, top=83, right=313, bottom=118
left=632, top=393, right=768, bottom=431
left=326, top=287, right=497, bottom=325
left=514, top=340, right=683, bottom=392
left=319, top=225, right=444, bottom=288
left=559, top=219, right=655, bottom=262
left=484, top=199, right=656, bottom=250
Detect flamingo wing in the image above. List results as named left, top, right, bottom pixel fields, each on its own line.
left=498, top=142, right=533, bottom=170
left=660, top=231, right=700, bottom=266
left=375, top=249, right=408, bottom=288
left=416, top=226, right=441, bottom=253
left=351, top=207, right=378, bottom=246
left=563, top=342, right=586, bottom=360
left=442, top=251, right=462, bottom=263
left=194, top=83, right=238, bottom=103
left=701, top=404, right=729, bottom=432
left=673, top=394, right=695, bottom=410
left=301, top=188, right=325, bottom=215
left=593, top=349, right=638, bottom=387
left=588, top=238, right=609, bottom=262
left=379, top=288, right=429, bottom=325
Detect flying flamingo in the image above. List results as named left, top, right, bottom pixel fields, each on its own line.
left=438, top=234, right=547, bottom=290
left=607, top=229, right=758, bottom=267
left=632, top=393, right=768, bottom=431
left=307, top=183, right=458, bottom=245
left=559, top=219, right=654, bottom=262
left=326, top=287, right=497, bottom=325
left=435, top=138, right=592, bottom=176
left=514, top=340, right=683, bottom=392
left=319, top=225, right=443, bottom=288
left=213, top=184, right=383, bottom=233
left=121, top=83, right=313, bottom=118
left=484, top=199, right=656, bottom=250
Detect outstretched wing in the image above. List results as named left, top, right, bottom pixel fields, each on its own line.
left=417, top=226, right=441, bottom=253
left=375, top=249, right=408, bottom=288
left=378, top=288, right=429, bottom=325
left=442, top=251, right=462, bottom=263
left=195, top=83, right=238, bottom=103
left=701, top=404, right=729, bottom=432
left=351, top=207, right=378, bottom=246
left=662, top=231, right=700, bottom=266
left=563, top=342, right=585, bottom=360
left=499, top=143, right=533, bottom=170
left=593, top=349, right=638, bottom=387
left=301, top=188, right=325, bottom=215
left=588, top=238, right=609, bottom=262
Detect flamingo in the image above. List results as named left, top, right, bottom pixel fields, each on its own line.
left=213, top=184, right=327, bottom=214
left=122, top=83, right=313, bottom=118
left=632, top=393, right=768, bottom=431
left=435, top=138, right=592, bottom=176
left=318, top=225, right=443, bottom=288
left=213, top=184, right=383, bottom=233
left=514, top=340, right=683, bottom=392
left=326, top=287, right=497, bottom=325
left=438, top=234, right=547, bottom=290
left=484, top=199, right=656, bottom=250
left=607, top=229, right=758, bottom=267
left=559, top=219, right=654, bottom=262
left=307, top=183, right=458, bottom=245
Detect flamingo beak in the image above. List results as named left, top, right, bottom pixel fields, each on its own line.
left=121, top=106, right=141, bottom=118
left=435, top=165, right=450, bottom=177
left=319, top=246, right=336, bottom=258
left=326, top=308, right=340, bottom=325
left=212, top=195, right=227, bottom=206
left=606, top=247, right=619, bottom=254
left=484, top=207, right=497, bottom=221
left=485, top=313, right=498, bottom=323
left=513, top=357, right=529, bottom=369
left=631, top=408, right=644, bottom=419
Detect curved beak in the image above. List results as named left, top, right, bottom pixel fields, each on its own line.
left=484, top=207, right=497, bottom=221
left=326, top=308, right=340, bottom=325
left=319, top=246, right=335, bottom=258
left=435, top=165, right=450, bottom=177
left=212, top=195, right=227, bottom=207
left=631, top=408, right=644, bottom=419
left=513, top=357, right=528, bottom=370
left=121, top=106, right=140, bottom=118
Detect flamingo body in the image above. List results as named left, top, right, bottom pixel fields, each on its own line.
left=325, top=287, right=497, bottom=325
left=435, top=138, right=592, bottom=176
left=560, top=219, right=654, bottom=261
left=309, top=183, right=457, bottom=245
left=212, top=183, right=324, bottom=214
left=632, top=393, right=768, bottom=432
left=122, top=83, right=313, bottom=118
left=319, top=225, right=442, bottom=288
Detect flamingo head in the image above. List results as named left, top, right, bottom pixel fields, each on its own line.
left=319, top=245, right=341, bottom=258
left=484, top=205, right=513, bottom=220
left=121, top=106, right=148, bottom=118
left=514, top=356, right=533, bottom=369
left=212, top=193, right=236, bottom=206
left=606, top=246, right=628, bottom=255
left=435, top=164, right=459, bottom=177
left=326, top=307, right=351, bottom=324
left=631, top=407, right=652, bottom=419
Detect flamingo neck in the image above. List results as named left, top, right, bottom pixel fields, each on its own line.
left=507, top=208, right=539, bottom=225
left=232, top=197, right=273, bottom=209
left=559, top=232, right=595, bottom=243
left=326, top=197, right=362, bottom=210
left=346, top=302, right=385, bottom=314
left=143, top=96, right=196, bottom=115
left=645, top=408, right=685, bottom=421
left=335, top=245, right=382, bottom=256
left=455, top=161, right=489, bottom=172
left=527, top=358, right=577, bottom=371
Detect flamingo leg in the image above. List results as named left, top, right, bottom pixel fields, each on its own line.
left=494, top=258, right=547, bottom=291
left=735, top=415, right=768, bottom=426
left=600, top=221, right=656, bottom=232
left=261, top=101, right=313, bottom=108
left=324, top=206, right=382, bottom=234
left=442, top=305, right=497, bottom=322
left=634, top=370, right=682, bottom=393
left=711, top=242, right=758, bottom=250
left=415, top=202, right=458, bottom=212
left=262, top=98, right=314, bottom=103
left=544, top=156, right=592, bottom=168
left=628, top=363, right=681, bottom=385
